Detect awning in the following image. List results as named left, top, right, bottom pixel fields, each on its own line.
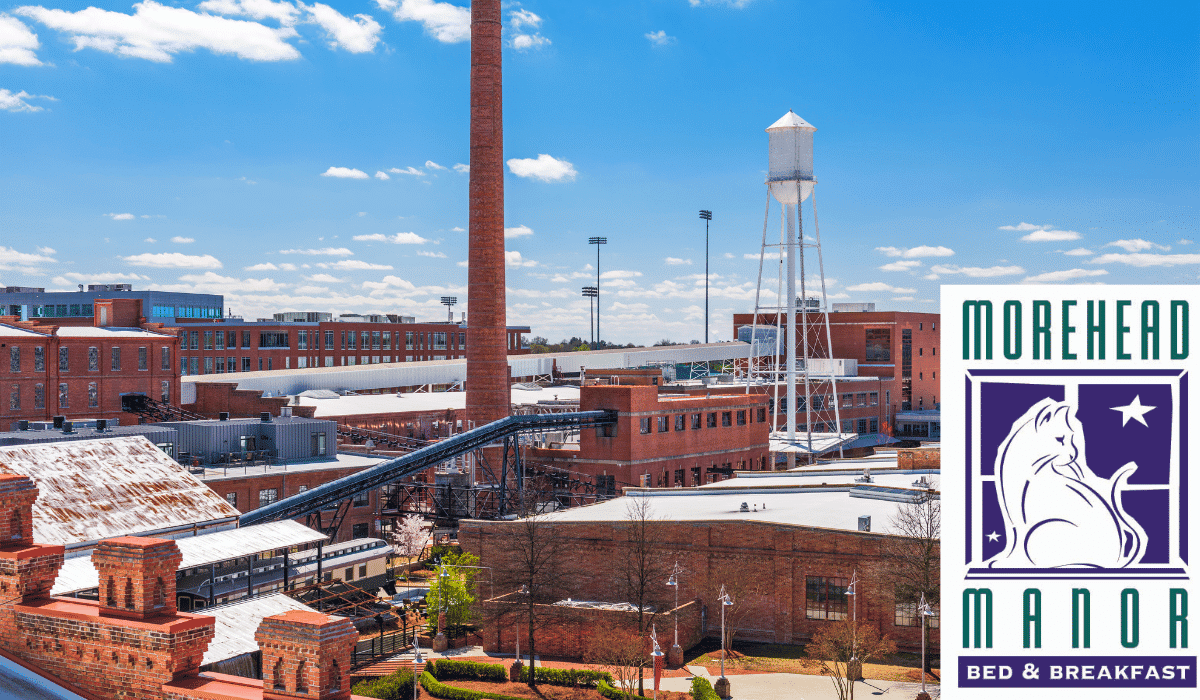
left=769, top=431, right=859, bottom=456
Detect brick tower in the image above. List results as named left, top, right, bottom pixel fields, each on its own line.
left=467, top=0, right=510, bottom=431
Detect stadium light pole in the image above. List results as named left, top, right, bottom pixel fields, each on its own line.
left=699, top=210, right=712, bottom=343
left=582, top=286, right=598, bottom=346
left=589, top=237, right=607, bottom=346
left=440, top=296, right=457, bottom=323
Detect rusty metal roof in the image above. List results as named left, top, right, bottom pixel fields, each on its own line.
left=202, top=594, right=321, bottom=666
left=0, top=436, right=241, bottom=548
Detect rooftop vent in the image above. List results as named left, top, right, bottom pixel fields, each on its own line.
left=61, top=421, right=73, bottom=434
left=858, top=515, right=871, bottom=532
left=260, top=412, right=271, bottom=423
left=16, top=420, right=28, bottom=431
left=219, top=411, right=230, bottom=421
left=95, top=419, right=107, bottom=432
left=740, top=502, right=750, bottom=512
left=52, top=416, right=65, bottom=429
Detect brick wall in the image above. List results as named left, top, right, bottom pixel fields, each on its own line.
left=185, top=381, right=316, bottom=419
left=895, top=447, right=941, bottom=469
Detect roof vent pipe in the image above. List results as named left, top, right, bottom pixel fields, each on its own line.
left=260, top=412, right=271, bottom=423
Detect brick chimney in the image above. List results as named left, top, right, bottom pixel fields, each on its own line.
left=0, top=474, right=63, bottom=602
left=256, top=610, right=358, bottom=700
left=92, top=536, right=182, bottom=620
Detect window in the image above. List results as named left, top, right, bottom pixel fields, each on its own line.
left=382, top=331, right=391, bottom=350
left=88, top=382, right=98, bottom=408
left=812, top=395, right=824, bottom=410
left=215, top=357, right=225, bottom=373
left=895, top=600, right=940, bottom=628
left=757, top=407, right=766, bottom=423
left=869, top=392, right=878, bottom=406
left=259, top=332, right=290, bottom=348
left=225, top=492, right=237, bottom=508
left=919, top=347, right=923, bottom=357
left=372, top=331, right=381, bottom=349
left=359, top=565, right=368, bottom=578
left=459, top=332, right=466, bottom=348
left=856, top=392, right=867, bottom=406
left=675, top=414, right=685, bottom=431
left=258, top=489, right=279, bottom=506
left=406, top=331, right=414, bottom=350
left=932, top=371, right=936, bottom=379
left=858, top=418, right=868, bottom=434
left=8, top=347, right=18, bottom=372
left=227, top=356, right=236, bottom=373
left=138, top=347, right=147, bottom=371
left=657, top=416, right=669, bottom=432
left=161, top=381, right=170, bottom=403
left=109, top=347, right=120, bottom=371
left=869, top=417, right=878, bottom=433
left=8, top=385, right=19, bottom=411
left=344, top=567, right=354, bottom=581
left=901, top=329, right=913, bottom=410
left=325, top=357, right=334, bottom=367
left=297, top=330, right=308, bottom=350
left=639, top=417, right=651, bottom=434
left=34, top=384, right=44, bottom=410
left=347, top=331, right=357, bottom=350
left=353, top=491, right=369, bottom=507
left=432, top=332, right=446, bottom=350
left=707, top=412, right=717, bottom=428
left=242, top=357, right=251, bottom=372
left=242, top=331, right=251, bottom=348
left=297, top=357, right=307, bottom=368
left=919, top=322, right=924, bottom=331
left=842, top=419, right=853, bottom=432
left=932, top=347, right=937, bottom=356
left=33, top=347, right=43, bottom=372
left=203, top=331, right=214, bottom=350
left=189, top=331, right=199, bottom=350
left=352, top=523, right=369, bottom=539
left=190, top=357, right=199, bottom=375
left=841, top=393, right=853, bottom=408
left=806, top=576, right=848, bottom=620
left=161, top=346, right=171, bottom=371
left=325, top=331, right=335, bottom=350
left=228, top=331, right=238, bottom=349
left=204, top=357, right=213, bottom=374
left=58, top=383, right=68, bottom=409
left=864, top=329, right=891, bottom=362
left=691, top=413, right=702, bottom=430
left=361, top=331, right=369, bottom=350
left=215, top=331, right=224, bottom=351
left=736, top=410, right=746, bottom=426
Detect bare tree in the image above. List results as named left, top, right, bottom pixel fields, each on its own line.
left=703, top=558, right=771, bottom=653
left=810, top=618, right=897, bottom=700
left=584, top=631, right=645, bottom=700
left=881, top=490, right=940, bottom=671
left=392, top=514, right=428, bottom=566
left=616, top=497, right=669, bottom=695
left=488, top=494, right=570, bottom=689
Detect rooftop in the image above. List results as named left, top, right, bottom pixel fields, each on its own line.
left=298, top=385, right=581, bottom=417
left=0, top=324, right=50, bottom=338
left=53, top=326, right=173, bottom=338
left=0, top=436, right=241, bottom=549
left=201, top=594, right=323, bottom=667
left=197, top=451, right=387, bottom=482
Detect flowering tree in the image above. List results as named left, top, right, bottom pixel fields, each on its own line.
left=393, top=515, right=428, bottom=565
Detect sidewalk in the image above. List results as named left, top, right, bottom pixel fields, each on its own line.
left=660, top=671, right=940, bottom=700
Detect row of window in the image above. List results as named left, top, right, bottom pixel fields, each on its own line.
left=805, top=576, right=940, bottom=627
left=639, top=407, right=768, bottom=435
left=5, top=380, right=169, bottom=411
left=27, top=303, right=94, bottom=318
left=179, top=329, right=475, bottom=352
left=776, top=391, right=879, bottom=413
left=8, top=346, right=170, bottom=373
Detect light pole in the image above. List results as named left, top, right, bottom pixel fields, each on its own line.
left=666, top=561, right=683, bottom=666
left=412, top=635, right=422, bottom=700
left=846, top=570, right=860, bottom=698
left=918, top=593, right=935, bottom=698
left=433, top=566, right=449, bottom=652
left=650, top=625, right=664, bottom=700
left=699, top=210, right=711, bottom=343
left=440, top=296, right=457, bottom=323
left=715, top=584, right=733, bottom=699
left=582, top=286, right=598, bottom=345
left=588, top=237, right=607, bottom=346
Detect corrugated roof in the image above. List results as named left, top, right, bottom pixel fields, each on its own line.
left=0, top=436, right=241, bottom=548
left=51, top=520, right=326, bottom=595
left=201, top=594, right=320, bottom=666
left=55, top=326, right=171, bottom=338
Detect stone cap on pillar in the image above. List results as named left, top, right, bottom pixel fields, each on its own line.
left=92, top=536, right=183, bottom=619
left=256, top=610, right=358, bottom=699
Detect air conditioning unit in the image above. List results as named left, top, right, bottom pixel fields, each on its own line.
left=858, top=516, right=871, bottom=532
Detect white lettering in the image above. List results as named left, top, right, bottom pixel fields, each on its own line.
left=1050, top=666, right=1062, bottom=680
left=1116, top=666, right=1128, bottom=679
left=1098, top=667, right=1112, bottom=680
left=968, top=666, right=980, bottom=680
left=1146, top=666, right=1159, bottom=680
left=1177, top=665, right=1190, bottom=680
left=984, top=666, right=995, bottom=680
left=1163, top=667, right=1175, bottom=680
left=999, top=666, right=1012, bottom=680
left=1132, top=666, right=1143, bottom=680
left=1082, top=666, right=1094, bottom=680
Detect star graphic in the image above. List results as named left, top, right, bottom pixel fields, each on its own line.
left=1110, top=394, right=1157, bottom=427
left=986, top=531, right=1000, bottom=542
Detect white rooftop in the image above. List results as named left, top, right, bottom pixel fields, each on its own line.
left=298, top=385, right=580, bottom=417
left=0, top=324, right=50, bottom=338
left=202, top=594, right=321, bottom=666
left=767, top=110, right=816, bottom=131
left=198, top=451, right=386, bottom=482
left=54, top=326, right=171, bottom=338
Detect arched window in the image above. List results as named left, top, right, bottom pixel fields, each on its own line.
left=123, top=578, right=134, bottom=609
left=105, top=576, right=116, bottom=607
left=295, top=658, right=308, bottom=692
left=328, top=659, right=341, bottom=691
left=272, top=657, right=285, bottom=691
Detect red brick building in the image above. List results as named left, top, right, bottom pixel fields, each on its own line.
left=1, top=298, right=181, bottom=425
left=171, top=319, right=529, bottom=377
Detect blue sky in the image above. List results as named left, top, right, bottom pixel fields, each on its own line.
left=1, top=0, right=1197, bottom=345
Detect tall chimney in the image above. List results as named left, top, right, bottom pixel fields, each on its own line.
left=467, top=0, right=509, bottom=429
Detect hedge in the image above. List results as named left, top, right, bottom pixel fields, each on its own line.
left=428, top=659, right=508, bottom=682
left=351, top=669, right=415, bottom=700
left=597, top=679, right=653, bottom=700
left=690, top=676, right=720, bottom=700
left=517, top=665, right=614, bottom=688
left=419, top=671, right=527, bottom=700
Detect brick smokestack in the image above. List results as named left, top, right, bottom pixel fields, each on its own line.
left=467, top=0, right=509, bottom=429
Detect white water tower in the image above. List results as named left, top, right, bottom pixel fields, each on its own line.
left=766, top=111, right=816, bottom=205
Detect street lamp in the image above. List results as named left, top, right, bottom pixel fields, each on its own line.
left=846, top=570, right=860, bottom=696
left=715, top=584, right=733, bottom=699
left=650, top=625, right=664, bottom=700
left=698, top=210, right=712, bottom=343
left=918, top=593, right=935, bottom=698
left=440, top=296, right=457, bottom=323
left=582, top=286, right=598, bottom=345
left=665, top=561, right=683, bottom=665
left=412, top=635, right=423, bottom=700
left=588, top=237, right=607, bottom=345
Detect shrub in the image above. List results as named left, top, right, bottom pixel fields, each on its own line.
left=597, top=679, right=654, bottom=700
left=429, top=659, right=508, bottom=682
left=517, top=666, right=614, bottom=688
left=690, top=676, right=720, bottom=700
left=352, top=669, right=415, bottom=700
left=419, top=671, right=526, bottom=700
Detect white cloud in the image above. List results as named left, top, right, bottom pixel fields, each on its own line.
left=389, top=166, right=424, bottom=176
left=507, top=154, right=576, bottom=183
left=505, top=251, right=537, bottom=268
left=36, top=246, right=55, bottom=255
left=279, top=247, right=353, bottom=255
left=196, top=0, right=301, bottom=25
left=0, top=14, right=42, bottom=65
left=504, top=225, right=534, bottom=239
left=511, top=32, right=549, bottom=50
left=1180, top=239, right=1193, bottom=246
left=1061, top=248, right=1093, bottom=256
left=417, top=250, right=446, bottom=258
left=317, top=259, right=393, bottom=270
left=52, top=271, right=149, bottom=286
left=645, top=30, right=675, bottom=46
left=374, top=0, right=469, bottom=43
left=424, top=160, right=447, bottom=171
left=170, top=271, right=285, bottom=292
left=879, top=260, right=921, bottom=272
left=291, top=285, right=328, bottom=295
left=321, top=166, right=369, bottom=179
left=122, top=252, right=222, bottom=268
left=688, top=0, right=754, bottom=7
left=998, top=222, right=1053, bottom=231
left=1103, top=238, right=1170, bottom=253
left=665, top=257, right=691, bottom=265
left=929, top=264, right=1024, bottom=278
left=305, top=3, right=382, bottom=53
left=16, top=1, right=302, bottom=63
left=244, top=262, right=278, bottom=271
left=143, top=237, right=157, bottom=242
left=0, top=88, right=54, bottom=112
left=374, top=170, right=390, bottom=180
left=0, top=245, right=56, bottom=269
left=171, top=236, right=194, bottom=244
left=875, top=245, right=954, bottom=258
left=1021, top=229, right=1081, bottom=242
left=304, top=272, right=342, bottom=283
left=452, top=163, right=469, bottom=174
left=278, top=262, right=297, bottom=271
left=601, top=270, right=642, bottom=280
left=509, top=8, right=541, bottom=30
left=105, top=212, right=135, bottom=220
left=451, top=226, right=465, bottom=232
left=352, top=232, right=429, bottom=244
left=1088, top=252, right=1200, bottom=267
left=845, top=282, right=917, bottom=294
left=1022, top=268, right=1109, bottom=284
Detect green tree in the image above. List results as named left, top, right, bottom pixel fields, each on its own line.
left=425, top=552, right=480, bottom=633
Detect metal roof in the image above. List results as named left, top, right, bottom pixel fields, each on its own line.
left=298, top=385, right=581, bottom=417
left=201, top=594, right=321, bottom=666
left=766, top=111, right=816, bottom=131
left=0, top=436, right=241, bottom=548
left=0, top=652, right=91, bottom=700
left=51, top=520, right=326, bottom=596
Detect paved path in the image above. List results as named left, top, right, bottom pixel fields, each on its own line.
left=659, top=672, right=940, bottom=700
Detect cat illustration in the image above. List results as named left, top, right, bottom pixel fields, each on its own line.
left=988, top=398, right=1145, bottom=568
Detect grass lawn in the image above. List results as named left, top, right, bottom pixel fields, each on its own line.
left=683, top=639, right=940, bottom=685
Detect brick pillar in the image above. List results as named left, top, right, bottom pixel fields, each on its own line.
left=0, top=474, right=63, bottom=603
left=92, top=536, right=182, bottom=620
left=466, top=0, right=510, bottom=432
left=256, top=610, right=357, bottom=700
